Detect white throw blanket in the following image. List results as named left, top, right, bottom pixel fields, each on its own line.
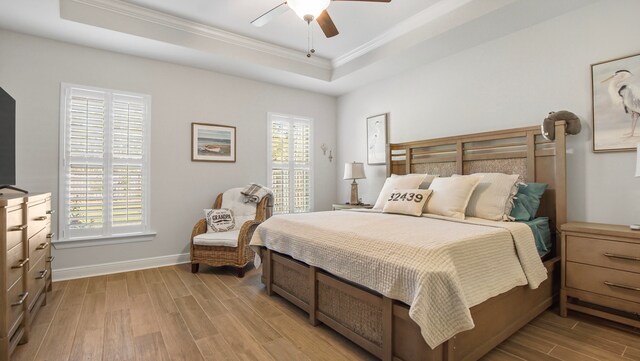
left=250, top=210, right=547, bottom=349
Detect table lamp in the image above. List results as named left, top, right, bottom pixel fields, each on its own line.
left=633, top=144, right=640, bottom=230
left=344, top=162, right=366, bottom=205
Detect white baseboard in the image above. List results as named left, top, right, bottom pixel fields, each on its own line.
left=52, top=253, right=191, bottom=281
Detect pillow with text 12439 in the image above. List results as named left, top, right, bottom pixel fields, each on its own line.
left=383, top=189, right=433, bottom=217
left=373, top=174, right=428, bottom=210
left=204, top=208, right=235, bottom=232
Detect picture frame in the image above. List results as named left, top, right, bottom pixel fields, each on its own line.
left=366, top=113, right=388, bottom=165
left=191, top=122, right=236, bottom=162
left=591, top=52, right=640, bottom=152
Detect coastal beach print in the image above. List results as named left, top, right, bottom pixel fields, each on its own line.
left=367, top=113, right=388, bottom=165
left=592, top=53, right=640, bottom=152
left=192, top=123, right=236, bottom=162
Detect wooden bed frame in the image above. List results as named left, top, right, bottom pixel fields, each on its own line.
left=260, top=122, right=568, bottom=361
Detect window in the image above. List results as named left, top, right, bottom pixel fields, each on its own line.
left=59, top=83, right=151, bottom=241
left=267, top=113, right=313, bottom=214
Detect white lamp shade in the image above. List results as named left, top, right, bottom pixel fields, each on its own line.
left=344, top=162, right=366, bottom=180
left=287, top=0, right=330, bottom=19
left=636, top=144, right=640, bottom=177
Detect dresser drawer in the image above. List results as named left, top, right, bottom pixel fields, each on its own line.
left=27, top=201, right=48, bottom=239
left=6, top=243, right=26, bottom=290
left=5, top=206, right=25, bottom=251
left=566, top=262, right=640, bottom=304
left=27, top=256, right=47, bottom=311
left=28, top=229, right=49, bottom=270
left=566, top=235, right=640, bottom=274
left=7, top=280, right=26, bottom=337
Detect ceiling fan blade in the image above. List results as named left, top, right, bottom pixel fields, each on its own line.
left=251, top=2, right=289, bottom=27
left=317, top=10, right=339, bottom=38
left=332, top=0, right=391, bottom=2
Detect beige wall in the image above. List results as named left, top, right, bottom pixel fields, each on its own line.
left=0, top=30, right=337, bottom=272
left=336, top=0, right=640, bottom=226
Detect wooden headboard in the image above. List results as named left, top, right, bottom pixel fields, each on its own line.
left=386, top=122, right=567, bottom=242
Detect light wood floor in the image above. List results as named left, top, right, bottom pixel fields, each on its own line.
left=11, top=265, right=640, bottom=361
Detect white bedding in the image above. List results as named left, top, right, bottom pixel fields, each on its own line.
left=249, top=209, right=547, bottom=349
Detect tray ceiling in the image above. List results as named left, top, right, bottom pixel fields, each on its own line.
left=0, top=0, right=598, bottom=95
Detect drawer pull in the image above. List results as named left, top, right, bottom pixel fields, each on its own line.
left=604, top=253, right=640, bottom=262
left=604, top=281, right=640, bottom=292
left=46, top=256, right=55, bottom=263
left=12, top=292, right=29, bottom=307
left=9, top=224, right=28, bottom=231
left=11, top=258, right=29, bottom=269
left=36, top=270, right=49, bottom=280
left=47, top=233, right=55, bottom=239
left=36, top=242, right=49, bottom=250
left=46, top=210, right=55, bottom=215
left=35, top=216, right=48, bottom=221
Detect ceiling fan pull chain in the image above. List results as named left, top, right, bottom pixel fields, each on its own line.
left=307, top=22, right=312, bottom=58
left=310, top=25, right=315, bottom=55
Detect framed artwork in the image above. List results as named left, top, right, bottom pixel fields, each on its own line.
left=367, top=113, right=388, bottom=165
left=191, top=122, right=236, bottom=162
left=591, top=52, right=640, bottom=152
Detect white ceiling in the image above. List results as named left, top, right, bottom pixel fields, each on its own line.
left=0, top=0, right=599, bottom=95
left=125, top=0, right=440, bottom=60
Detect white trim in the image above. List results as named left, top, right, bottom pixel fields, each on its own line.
left=332, top=0, right=474, bottom=68
left=52, top=231, right=157, bottom=249
left=63, top=0, right=331, bottom=70
left=52, top=252, right=190, bottom=281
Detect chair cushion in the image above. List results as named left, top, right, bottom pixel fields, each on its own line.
left=193, top=230, right=241, bottom=247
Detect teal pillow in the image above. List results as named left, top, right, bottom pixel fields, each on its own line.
left=511, top=183, right=548, bottom=221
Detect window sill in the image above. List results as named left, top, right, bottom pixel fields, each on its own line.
left=52, top=232, right=157, bottom=249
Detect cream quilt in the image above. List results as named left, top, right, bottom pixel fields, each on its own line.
left=250, top=210, right=547, bottom=349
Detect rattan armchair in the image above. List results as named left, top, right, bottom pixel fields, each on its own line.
left=190, top=192, right=272, bottom=277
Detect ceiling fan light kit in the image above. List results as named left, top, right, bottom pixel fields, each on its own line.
left=251, top=0, right=392, bottom=57
left=288, top=0, right=330, bottom=21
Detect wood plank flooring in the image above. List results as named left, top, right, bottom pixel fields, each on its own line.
left=12, top=265, right=640, bottom=361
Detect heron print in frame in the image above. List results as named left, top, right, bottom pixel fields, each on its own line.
left=591, top=53, right=640, bottom=152
left=367, top=113, right=388, bottom=165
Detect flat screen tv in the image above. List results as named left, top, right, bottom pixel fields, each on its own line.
left=0, top=86, right=16, bottom=187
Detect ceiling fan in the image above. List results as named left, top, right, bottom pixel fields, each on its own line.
left=251, top=0, right=391, bottom=56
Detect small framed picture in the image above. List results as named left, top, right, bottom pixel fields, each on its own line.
left=591, top=52, right=640, bottom=152
left=191, top=123, right=236, bottom=162
left=367, top=113, right=388, bottom=165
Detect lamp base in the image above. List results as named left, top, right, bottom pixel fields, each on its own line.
left=631, top=224, right=640, bottom=231
left=350, top=180, right=359, bottom=205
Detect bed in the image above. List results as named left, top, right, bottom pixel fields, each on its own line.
left=251, top=122, right=568, bottom=361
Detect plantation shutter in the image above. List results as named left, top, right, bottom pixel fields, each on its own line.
left=268, top=113, right=313, bottom=214
left=60, top=84, right=150, bottom=240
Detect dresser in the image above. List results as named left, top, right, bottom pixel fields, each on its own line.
left=1, top=192, right=53, bottom=360
left=560, top=222, right=640, bottom=328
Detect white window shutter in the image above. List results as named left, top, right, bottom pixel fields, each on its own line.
left=268, top=113, right=313, bottom=214
left=60, top=84, right=150, bottom=241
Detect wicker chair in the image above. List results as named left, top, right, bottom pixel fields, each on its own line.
left=190, top=191, right=272, bottom=277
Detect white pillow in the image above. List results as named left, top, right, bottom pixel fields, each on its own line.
left=455, top=173, right=521, bottom=221
left=383, top=189, right=433, bottom=217
left=373, top=174, right=427, bottom=210
left=204, top=208, right=235, bottom=232
left=418, top=174, right=439, bottom=189
left=425, top=175, right=482, bottom=219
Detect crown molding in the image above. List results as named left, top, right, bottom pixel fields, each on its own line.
left=332, top=0, right=474, bottom=68
left=63, top=0, right=332, bottom=70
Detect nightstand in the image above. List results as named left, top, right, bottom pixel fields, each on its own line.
left=332, top=203, right=373, bottom=211
left=560, top=222, right=640, bottom=328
